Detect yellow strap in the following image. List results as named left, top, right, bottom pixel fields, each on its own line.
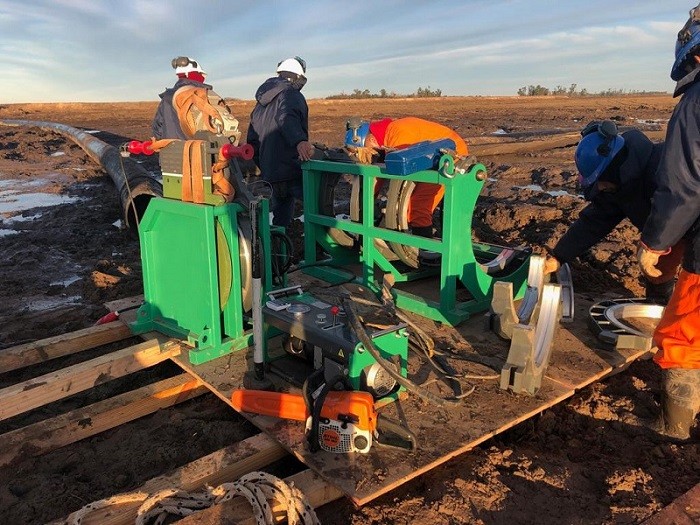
left=211, top=151, right=235, bottom=202
left=172, top=87, right=222, bottom=137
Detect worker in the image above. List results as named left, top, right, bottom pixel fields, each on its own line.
left=152, top=56, right=210, bottom=140
left=637, top=3, right=700, bottom=441
left=151, top=56, right=240, bottom=143
left=543, top=120, right=682, bottom=304
left=246, top=56, right=315, bottom=228
left=345, top=117, right=468, bottom=262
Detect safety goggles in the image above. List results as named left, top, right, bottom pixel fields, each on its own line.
left=171, top=56, right=199, bottom=69
left=581, top=120, right=618, bottom=156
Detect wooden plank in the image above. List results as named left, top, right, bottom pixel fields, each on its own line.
left=0, top=339, right=180, bottom=421
left=79, top=433, right=288, bottom=525
left=104, top=295, right=143, bottom=314
left=176, top=469, right=344, bottom=525
left=642, top=482, right=700, bottom=524
left=470, top=129, right=665, bottom=157
left=169, top=344, right=574, bottom=506
left=0, top=373, right=207, bottom=467
left=167, top=285, right=651, bottom=506
left=0, top=320, right=133, bottom=374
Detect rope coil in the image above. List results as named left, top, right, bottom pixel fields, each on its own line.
left=54, top=471, right=320, bottom=525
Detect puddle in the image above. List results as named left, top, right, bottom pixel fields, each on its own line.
left=512, top=184, right=582, bottom=198
left=0, top=228, right=19, bottom=237
left=635, top=118, right=668, bottom=127
left=0, top=178, right=46, bottom=190
left=0, top=192, right=80, bottom=214
left=22, top=295, right=82, bottom=312
left=50, top=275, right=82, bottom=287
left=3, top=213, right=42, bottom=224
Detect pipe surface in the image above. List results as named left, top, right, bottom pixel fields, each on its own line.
left=0, top=119, right=162, bottom=236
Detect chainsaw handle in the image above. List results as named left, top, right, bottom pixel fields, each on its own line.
left=375, top=414, right=418, bottom=451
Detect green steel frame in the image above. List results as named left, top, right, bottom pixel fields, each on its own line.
left=301, top=158, right=529, bottom=325
left=130, top=197, right=273, bottom=364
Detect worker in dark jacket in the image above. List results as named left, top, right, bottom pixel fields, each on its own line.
left=152, top=56, right=211, bottom=140
left=246, top=57, right=315, bottom=228
left=544, top=121, right=682, bottom=304
left=638, top=3, right=700, bottom=440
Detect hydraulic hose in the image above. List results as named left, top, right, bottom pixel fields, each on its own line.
left=0, top=119, right=162, bottom=236
left=340, top=294, right=462, bottom=408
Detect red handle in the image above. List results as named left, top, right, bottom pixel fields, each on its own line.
left=221, top=143, right=254, bottom=161
left=126, top=140, right=154, bottom=156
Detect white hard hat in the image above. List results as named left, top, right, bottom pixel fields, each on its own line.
left=276, top=56, right=307, bottom=78
left=172, top=56, right=206, bottom=76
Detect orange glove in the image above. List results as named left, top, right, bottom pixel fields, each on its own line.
left=350, top=146, right=378, bottom=165
left=637, top=243, right=669, bottom=279
left=543, top=256, right=561, bottom=275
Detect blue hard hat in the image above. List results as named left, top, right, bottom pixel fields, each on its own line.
left=575, top=124, right=625, bottom=187
left=672, top=4, right=700, bottom=81
left=345, top=121, right=370, bottom=147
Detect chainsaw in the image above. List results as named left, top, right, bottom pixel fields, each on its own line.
left=231, top=388, right=416, bottom=454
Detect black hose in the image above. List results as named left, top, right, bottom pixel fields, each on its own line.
left=270, top=230, right=294, bottom=285
left=340, top=294, right=462, bottom=408
left=0, top=119, right=162, bottom=236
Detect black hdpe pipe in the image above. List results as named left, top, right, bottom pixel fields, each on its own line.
left=0, top=119, right=162, bottom=236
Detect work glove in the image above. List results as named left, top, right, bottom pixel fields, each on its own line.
left=350, top=146, right=379, bottom=165
left=638, top=243, right=667, bottom=279
left=543, top=256, right=561, bottom=275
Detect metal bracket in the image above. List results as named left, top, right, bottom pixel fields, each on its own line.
left=500, top=283, right=563, bottom=395
left=554, top=263, right=575, bottom=322
left=588, top=297, right=663, bottom=351
left=488, top=255, right=545, bottom=339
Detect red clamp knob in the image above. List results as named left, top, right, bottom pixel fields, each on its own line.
left=330, top=306, right=340, bottom=316
left=126, top=140, right=154, bottom=156
left=221, top=143, right=254, bottom=161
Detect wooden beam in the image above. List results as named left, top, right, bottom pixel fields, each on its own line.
left=0, top=373, right=206, bottom=467
left=0, top=321, right=133, bottom=374
left=0, top=339, right=180, bottom=421
left=78, top=433, right=288, bottom=525
left=176, top=469, right=344, bottom=525
left=471, top=130, right=666, bottom=157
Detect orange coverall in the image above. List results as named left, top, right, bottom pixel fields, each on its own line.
left=381, top=117, right=468, bottom=229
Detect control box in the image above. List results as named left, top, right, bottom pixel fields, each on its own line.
left=263, top=291, right=408, bottom=398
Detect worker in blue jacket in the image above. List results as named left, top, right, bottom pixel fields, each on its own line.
left=246, top=57, right=315, bottom=228
left=544, top=121, right=682, bottom=304
left=637, top=3, right=700, bottom=440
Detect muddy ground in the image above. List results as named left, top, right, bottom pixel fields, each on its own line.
left=0, top=96, right=698, bottom=524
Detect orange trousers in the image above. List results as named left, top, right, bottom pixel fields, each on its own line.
left=380, top=117, right=468, bottom=229
left=372, top=179, right=445, bottom=228
left=653, top=269, right=700, bottom=369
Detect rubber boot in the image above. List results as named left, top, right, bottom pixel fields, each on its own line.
left=645, top=279, right=675, bottom=305
left=412, top=226, right=440, bottom=266
left=657, top=368, right=700, bottom=441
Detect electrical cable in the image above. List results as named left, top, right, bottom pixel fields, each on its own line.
left=340, top=293, right=463, bottom=408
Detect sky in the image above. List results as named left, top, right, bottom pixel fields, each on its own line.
left=0, top=0, right=696, bottom=103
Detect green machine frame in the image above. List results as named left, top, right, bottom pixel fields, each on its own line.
left=301, top=157, right=530, bottom=325
left=130, top=197, right=274, bottom=364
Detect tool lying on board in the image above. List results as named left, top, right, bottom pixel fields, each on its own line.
left=231, top=388, right=417, bottom=454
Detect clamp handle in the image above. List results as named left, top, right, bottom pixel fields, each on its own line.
left=221, top=143, right=254, bottom=161
left=126, top=140, right=154, bottom=156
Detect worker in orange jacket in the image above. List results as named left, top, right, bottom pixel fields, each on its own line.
left=345, top=117, right=468, bottom=241
left=638, top=4, right=700, bottom=440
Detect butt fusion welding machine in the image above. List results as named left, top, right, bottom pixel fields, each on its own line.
left=127, top=128, right=413, bottom=453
